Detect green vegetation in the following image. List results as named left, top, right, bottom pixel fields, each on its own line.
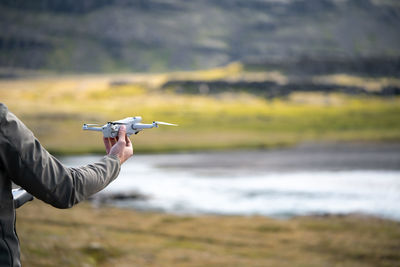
left=17, top=201, right=400, bottom=266
left=4, top=66, right=399, bottom=266
left=0, top=66, right=399, bottom=154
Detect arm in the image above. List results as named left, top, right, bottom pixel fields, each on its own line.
left=0, top=104, right=126, bottom=209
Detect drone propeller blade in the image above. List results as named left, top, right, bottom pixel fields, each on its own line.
left=84, top=124, right=100, bottom=126
left=154, top=121, right=178, bottom=126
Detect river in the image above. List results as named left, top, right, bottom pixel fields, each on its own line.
left=60, top=143, right=400, bottom=220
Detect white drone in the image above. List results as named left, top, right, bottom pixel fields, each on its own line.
left=83, top=117, right=177, bottom=138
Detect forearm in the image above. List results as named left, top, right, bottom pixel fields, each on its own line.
left=0, top=104, right=121, bottom=208
left=63, top=155, right=120, bottom=207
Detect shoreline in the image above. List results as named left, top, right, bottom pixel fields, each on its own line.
left=90, top=196, right=400, bottom=223
left=49, top=139, right=400, bottom=156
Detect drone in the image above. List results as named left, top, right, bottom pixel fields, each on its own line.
left=13, top=188, right=33, bottom=209
left=83, top=116, right=178, bottom=138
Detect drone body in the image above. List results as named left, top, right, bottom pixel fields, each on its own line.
left=83, top=117, right=177, bottom=138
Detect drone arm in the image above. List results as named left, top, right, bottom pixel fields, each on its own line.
left=131, top=123, right=156, bottom=129
left=83, top=124, right=103, bottom=132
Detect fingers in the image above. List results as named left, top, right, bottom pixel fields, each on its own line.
left=103, top=137, right=112, bottom=154
left=104, top=125, right=131, bottom=156
left=125, top=134, right=132, bottom=147
left=110, top=137, right=117, bottom=146
left=103, top=137, right=118, bottom=154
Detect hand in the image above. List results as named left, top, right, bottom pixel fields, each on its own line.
left=103, top=125, right=133, bottom=164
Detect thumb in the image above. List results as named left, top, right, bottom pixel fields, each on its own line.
left=118, top=125, right=127, bottom=141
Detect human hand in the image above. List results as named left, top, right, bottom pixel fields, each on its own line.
left=103, top=125, right=133, bottom=164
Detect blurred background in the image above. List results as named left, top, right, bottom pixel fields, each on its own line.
left=1, top=0, right=400, bottom=266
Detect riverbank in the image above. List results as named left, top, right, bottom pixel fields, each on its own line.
left=17, top=201, right=400, bottom=266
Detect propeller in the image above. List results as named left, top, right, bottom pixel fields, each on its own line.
left=84, top=123, right=100, bottom=126
left=154, top=121, right=178, bottom=126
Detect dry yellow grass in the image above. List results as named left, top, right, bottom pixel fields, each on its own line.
left=312, top=74, right=400, bottom=92
left=17, top=201, right=400, bottom=267
left=5, top=67, right=399, bottom=266
left=1, top=67, right=399, bottom=154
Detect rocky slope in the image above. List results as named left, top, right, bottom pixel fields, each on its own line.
left=0, top=0, right=399, bottom=73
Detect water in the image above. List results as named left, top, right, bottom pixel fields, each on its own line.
left=60, top=143, right=400, bottom=220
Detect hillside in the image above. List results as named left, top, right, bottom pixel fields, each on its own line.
left=1, top=0, right=400, bottom=73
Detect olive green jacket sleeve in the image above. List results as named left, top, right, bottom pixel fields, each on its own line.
left=0, top=103, right=121, bottom=208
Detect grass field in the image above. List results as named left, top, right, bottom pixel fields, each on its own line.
left=17, top=200, right=400, bottom=267
left=6, top=67, right=400, bottom=266
left=1, top=65, right=400, bottom=154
